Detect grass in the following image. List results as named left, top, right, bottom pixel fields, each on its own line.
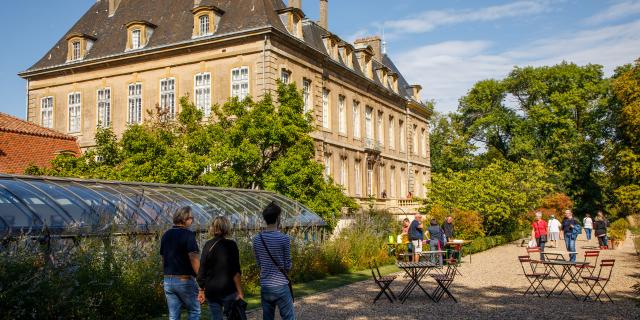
left=162, top=264, right=400, bottom=319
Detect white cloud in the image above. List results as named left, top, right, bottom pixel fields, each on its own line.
left=382, top=1, right=552, bottom=35
left=584, top=0, right=640, bottom=25
left=395, top=20, right=640, bottom=114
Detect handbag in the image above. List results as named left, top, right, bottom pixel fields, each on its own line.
left=259, top=234, right=294, bottom=302
left=224, top=298, right=248, bottom=320
left=539, top=234, right=547, bottom=243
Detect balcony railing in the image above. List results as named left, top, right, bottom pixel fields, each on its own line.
left=364, top=138, right=382, bottom=153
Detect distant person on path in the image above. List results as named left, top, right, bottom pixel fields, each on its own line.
left=160, top=206, right=201, bottom=320
left=442, top=216, right=454, bottom=241
left=548, top=215, right=561, bottom=248
left=253, top=202, right=295, bottom=320
left=595, top=211, right=609, bottom=249
left=197, top=216, right=244, bottom=320
left=427, top=219, right=445, bottom=265
left=531, top=212, right=548, bottom=260
left=583, top=213, right=593, bottom=241
left=409, top=213, right=424, bottom=262
left=561, top=210, right=579, bottom=262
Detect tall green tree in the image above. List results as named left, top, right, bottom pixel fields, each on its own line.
left=429, top=112, right=477, bottom=173
left=27, top=83, right=354, bottom=229
left=457, top=62, right=610, bottom=213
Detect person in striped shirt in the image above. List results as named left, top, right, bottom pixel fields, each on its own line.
left=253, top=202, right=295, bottom=320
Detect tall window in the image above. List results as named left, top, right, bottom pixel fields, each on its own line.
left=199, top=15, right=210, bottom=36
left=324, top=154, right=332, bottom=180
left=338, top=95, right=346, bottom=134
left=399, top=120, right=406, bottom=152
left=379, top=166, right=385, bottom=197
left=41, top=97, right=53, bottom=129
left=303, top=79, right=311, bottom=113
left=97, top=88, right=111, bottom=128
left=367, top=162, right=374, bottom=197
left=377, top=111, right=384, bottom=145
left=353, top=101, right=360, bottom=139
left=131, top=29, right=141, bottom=49
left=421, top=128, right=427, bottom=157
left=231, top=67, right=249, bottom=100
left=68, top=93, right=81, bottom=133
left=355, top=160, right=362, bottom=196
left=340, top=158, right=347, bottom=188
left=160, top=78, right=176, bottom=119
left=400, top=168, right=407, bottom=197
left=71, top=41, right=81, bottom=61
left=195, top=73, right=211, bottom=118
left=390, top=167, right=396, bottom=198
left=365, top=106, right=373, bottom=140
left=412, top=124, right=418, bottom=154
left=128, top=83, right=142, bottom=124
left=322, top=88, right=330, bottom=129
left=388, top=116, right=395, bottom=149
left=280, top=69, right=290, bottom=85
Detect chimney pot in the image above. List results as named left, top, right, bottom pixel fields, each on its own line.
left=354, top=36, right=382, bottom=62
left=320, top=0, right=328, bottom=30
left=289, top=0, right=301, bottom=9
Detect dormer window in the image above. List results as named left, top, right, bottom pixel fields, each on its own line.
left=277, top=7, right=305, bottom=39
left=192, top=6, right=224, bottom=38
left=355, top=46, right=374, bottom=79
left=126, top=21, right=156, bottom=51
left=66, top=33, right=96, bottom=62
left=376, top=66, right=389, bottom=88
left=389, top=73, right=399, bottom=93
left=338, top=43, right=354, bottom=69
left=322, top=34, right=340, bottom=60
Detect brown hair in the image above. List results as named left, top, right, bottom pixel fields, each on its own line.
left=210, top=216, right=231, bottom=238
left=173, top=206, right=193, bottom=225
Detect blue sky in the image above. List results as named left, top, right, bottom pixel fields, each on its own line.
left=1, top=0, right=639, bottom=118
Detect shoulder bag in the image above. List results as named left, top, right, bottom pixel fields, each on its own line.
left=259, top=234, right=294, bottom=302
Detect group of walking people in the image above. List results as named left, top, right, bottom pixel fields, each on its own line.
left=531, top=209, right=609, bottom=262
left=402, top=213, right=455, bottom=263
left=160, top=202, right=295, bottom=320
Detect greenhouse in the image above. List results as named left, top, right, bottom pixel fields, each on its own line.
left=0, top=174, right=325, bottom=237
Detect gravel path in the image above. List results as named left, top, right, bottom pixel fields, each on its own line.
left=249, top=232, right=640, bottom=319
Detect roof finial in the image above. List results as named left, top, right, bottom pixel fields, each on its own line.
left=382, top=27, right=387, bottom=54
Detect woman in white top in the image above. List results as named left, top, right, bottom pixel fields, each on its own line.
left=547, top=215, right=561, bottom=248
left=583, top=213, right=593, bottom=241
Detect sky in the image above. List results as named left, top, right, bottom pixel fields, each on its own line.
left=1, top=0, right=639, bottom=119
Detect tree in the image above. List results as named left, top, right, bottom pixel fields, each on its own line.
left=457, top=62, right=610, bottom=214
left=605, top=60, right=640, bottom=216
left=28, top=83, right=354, bottom=229
left=429, top=112, right=477, bottom=173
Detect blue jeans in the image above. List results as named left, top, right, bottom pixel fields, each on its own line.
left=429, top=240, right=443, bottom=265
left=585, top=228, right=592, bottom=240
left=163, top=276, right=200, bottom=320
left=261, top=284, right=295, bottom=320
left=208, top=293, right=237, bottom=320
left=536, top=237, right=546, bottom=261
left=564, top=234, right=576, bottom=262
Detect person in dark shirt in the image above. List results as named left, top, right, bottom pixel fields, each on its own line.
left=427, top=219, right=445, bottom=265
left=442, top=216, right=454, bottom=240
left=408, top=213, right=424, bottom=262
left=561, top=209, right=579, bottom=262
left=197, top=216, right=244, bottom=320
left=160, top=206, right=201, bottom=320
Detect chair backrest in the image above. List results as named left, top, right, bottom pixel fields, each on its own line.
left=373, top=261, right=383, bottom=278
left=526, top=247, right=541, bottom=255
left=518, top=255, right=535, bottom=274
left=583, top=250, right=600, bottom=265
left=596, top=259, right=615, bottom=280
left=444, top=259, right=458, bottom=280
left=369, top=263, right=379, bottom=282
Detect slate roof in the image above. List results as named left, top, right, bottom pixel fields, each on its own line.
left=0, top=112, right=77, bottom=141
left=23, top=0, right=417, bottom=102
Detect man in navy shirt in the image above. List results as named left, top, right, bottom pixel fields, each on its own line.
left=561, top=209, right=579, bottom=262
left=160, top=206, right=201, bottom=320
left=409, top=213, right=424, bottom=262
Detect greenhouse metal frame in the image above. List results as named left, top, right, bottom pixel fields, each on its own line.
left=0, top=174, right=325, bottom=237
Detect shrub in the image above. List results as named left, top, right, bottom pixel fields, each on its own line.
left=609, top=218, right=630, bottom=242
left=427, top=205, right=485, bottom=240
left=534, top=193, right=573, bottom=219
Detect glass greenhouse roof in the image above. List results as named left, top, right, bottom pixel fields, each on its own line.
left=0, top=174, right=325, bottom=237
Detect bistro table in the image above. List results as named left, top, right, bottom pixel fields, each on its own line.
left=396, top=261, right=439, bottom=303
left=541, top=251, right=577, bottom=262
left=446, top=240, right=472, bottom=263
left=542, top=260, right=589, bottom=300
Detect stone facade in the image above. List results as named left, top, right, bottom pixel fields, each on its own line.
left=19, top=0, right=431, bottom=203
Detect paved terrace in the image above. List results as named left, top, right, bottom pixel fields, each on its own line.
left=250, top=233, right=640, bottom=319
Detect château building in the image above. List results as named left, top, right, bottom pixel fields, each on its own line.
left=19, top=0, right=431, bottom=208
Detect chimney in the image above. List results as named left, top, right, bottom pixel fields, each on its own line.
left=354, top=36, right=382, bottom=62
left=320, top=0, right=328, bottom=30
left=194, top=0, right=202, bottom=7
left=409, top=85, right=422, bottom=101
left=108, top=0, right=122, bottom=16
left=289, top=0, right=301, bottom=9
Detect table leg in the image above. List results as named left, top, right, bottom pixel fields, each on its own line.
left=546, top=264, right=568, bottom=297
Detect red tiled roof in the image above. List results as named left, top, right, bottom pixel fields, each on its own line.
left=0, top=112, right=76, bottom=140
left=0, top=113, right=80, bottom=174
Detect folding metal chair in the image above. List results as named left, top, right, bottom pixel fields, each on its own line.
left=430, top=258, right=458, bottom=302
left=369, top=262, right=397, bottom=303
left=582, top=259, right=615, bottom=303
left=575, top=250, right=599, bottom=278
left=517, top=255, right=549, bottom=297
